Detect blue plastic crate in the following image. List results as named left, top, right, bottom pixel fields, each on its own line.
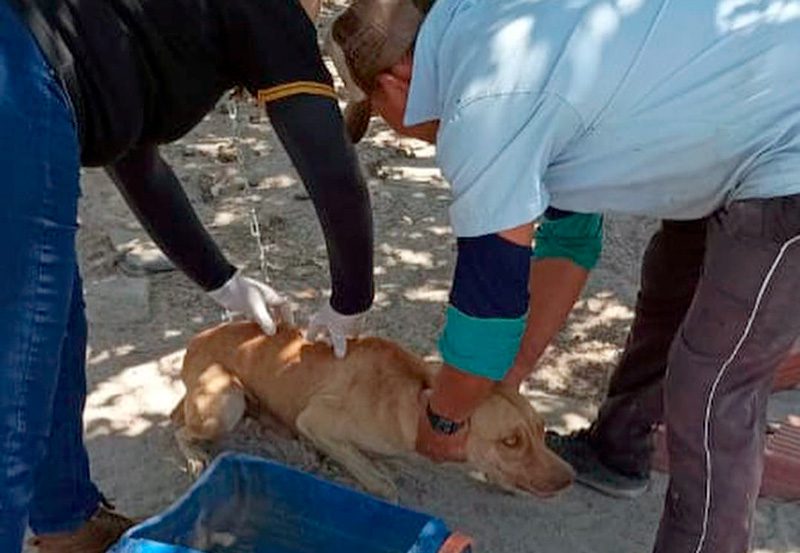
left=110, top=452, right=471, bottom=553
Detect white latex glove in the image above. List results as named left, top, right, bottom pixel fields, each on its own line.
left=208, top=272, right=294, bottom=335
left=306, top=300, right=367, bottom=359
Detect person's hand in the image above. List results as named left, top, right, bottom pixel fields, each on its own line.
left=306, top=300, right=367, bottom=358
left=415, top=390, right=468, bottom=463
left=208, top=271, right=294, bottom=335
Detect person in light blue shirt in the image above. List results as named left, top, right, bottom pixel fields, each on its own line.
left=328, top=1, right=800, bottom=552
left=405, top=0, right=800, bottom=231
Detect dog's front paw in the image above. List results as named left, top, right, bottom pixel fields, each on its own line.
left=365, top=476, right=399, bottom=503
left=174, top=427, right=212, bottom=478
left=352, top=466, right=400, bottom=502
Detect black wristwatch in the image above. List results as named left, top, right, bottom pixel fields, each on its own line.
left=426, top=401, right=467, bottom=435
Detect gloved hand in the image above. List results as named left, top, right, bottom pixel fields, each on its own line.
left=208, top=271, right=294, bottom=335
left=306, top=300, right=367, bottom=358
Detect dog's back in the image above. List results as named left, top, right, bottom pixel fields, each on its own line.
left=180, top=321, right=435, bottom=438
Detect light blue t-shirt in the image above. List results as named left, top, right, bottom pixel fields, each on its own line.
left=406, top=0, right=800, bottom=237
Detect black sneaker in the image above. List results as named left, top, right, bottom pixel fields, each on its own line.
left=545, top=429, right=650, bottom=499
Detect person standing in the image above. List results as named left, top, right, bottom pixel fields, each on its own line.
left=0, top=0, right=374, bottom=550
left=327, top=0, right=800, bottom=551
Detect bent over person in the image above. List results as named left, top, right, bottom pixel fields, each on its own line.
left=0, top=0, right=375, bottom=551
left=328, top=0, right=800, bottom=552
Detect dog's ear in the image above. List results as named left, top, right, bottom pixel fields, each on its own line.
left=494, top=385, right=545, bottom=435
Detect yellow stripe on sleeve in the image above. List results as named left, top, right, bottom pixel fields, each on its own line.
left=257, top=81, right=338, bottom=104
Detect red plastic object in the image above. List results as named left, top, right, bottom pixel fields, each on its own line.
left=774, top=353, right=800, bottom=391
left=439, top=533, right=473, bottom=553
left=651, top=419, right=800, bottom=500
left=651, top=424, right=669, bottom=474
left=762, top=420, right=800, bottom=500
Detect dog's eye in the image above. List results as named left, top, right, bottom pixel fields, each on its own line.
left=502, top=435, right=521, bottom=448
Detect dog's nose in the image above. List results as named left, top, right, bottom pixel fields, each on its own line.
left=547, top=450, right=576, bottom=489
left=554, top=465, right=575, bottom=490
left=531, top=460, right=575, bottom=496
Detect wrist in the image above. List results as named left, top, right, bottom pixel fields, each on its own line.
left=317, top=298, right=368, bottom=320
left=428, top=393, right=469, bottom=423
left=425, top=401, right=467, bottom=435
left=207, top=268, right=244, bottom=308
left=510, top=341, right=542, bottom=378
left=503, top=364, right=529, bottom=389
left=429, top=364, right=494, bottom=421
left=330, top=288, right=373, bottom=316
left=206, top=265, right=239, bottom=294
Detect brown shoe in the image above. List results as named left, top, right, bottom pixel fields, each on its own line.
left=29, top=502, right=137, bottom=553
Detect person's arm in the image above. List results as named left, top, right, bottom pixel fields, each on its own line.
left=216, top=0, right=372, bottom=349
left=106, top=145, right=236, bottom=290
left=504, top=259, right=589, bottom=388
left=107, top=146, right=293, bottom=334
left=264, top=93, right=374, bottom=357
left=505, top=211, right=602, bottom=388
left=266, top=94, right=374, bottom=316
left=417, top=223, right=534, bottom=461
left=417, top=213, right=603, bottom=461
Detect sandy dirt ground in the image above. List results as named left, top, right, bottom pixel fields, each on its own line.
left=24, top=3, right=800, bottom=552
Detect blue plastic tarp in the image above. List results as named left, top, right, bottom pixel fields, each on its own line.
left=110, top=453, right=454, bottom=553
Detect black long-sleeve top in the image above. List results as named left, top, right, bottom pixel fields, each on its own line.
left=8, top=0, right=374, bottom=313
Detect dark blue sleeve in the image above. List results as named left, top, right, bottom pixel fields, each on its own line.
left=449, top=234, right=531, bottom=319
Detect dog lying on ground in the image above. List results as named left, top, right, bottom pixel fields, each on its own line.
left=172, top=321, right=574, bottom=499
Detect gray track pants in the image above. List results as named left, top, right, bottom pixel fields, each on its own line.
left=588, top=195, right=800, bottom=553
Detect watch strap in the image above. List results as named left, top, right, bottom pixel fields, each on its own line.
left=426, top=401, right=466, bottom=435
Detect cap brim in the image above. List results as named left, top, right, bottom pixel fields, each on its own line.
left=344, top=99, right=372, bottom=143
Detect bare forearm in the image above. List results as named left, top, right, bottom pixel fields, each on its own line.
left=506, top=258, right=589, bottom=388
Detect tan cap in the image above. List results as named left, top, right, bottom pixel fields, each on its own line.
left=325, top=0, right=429, bottom=142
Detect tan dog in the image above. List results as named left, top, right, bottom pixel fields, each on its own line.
left=173, top=321, right=574, bottom=499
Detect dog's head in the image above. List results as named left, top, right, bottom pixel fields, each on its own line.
left=465, top=386, right=574, bottom=497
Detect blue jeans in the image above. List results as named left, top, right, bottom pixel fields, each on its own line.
left=0, top=1, right=102, bottom=551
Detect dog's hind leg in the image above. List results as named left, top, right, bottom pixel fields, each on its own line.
left=296, top=400, right=398, bottom=501
left=182, top=362, right=246, bottom=442
left=242, top=389, right=295, bottom=440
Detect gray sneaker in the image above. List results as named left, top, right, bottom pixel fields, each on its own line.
left=545, top=429, right=650, bottom=499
